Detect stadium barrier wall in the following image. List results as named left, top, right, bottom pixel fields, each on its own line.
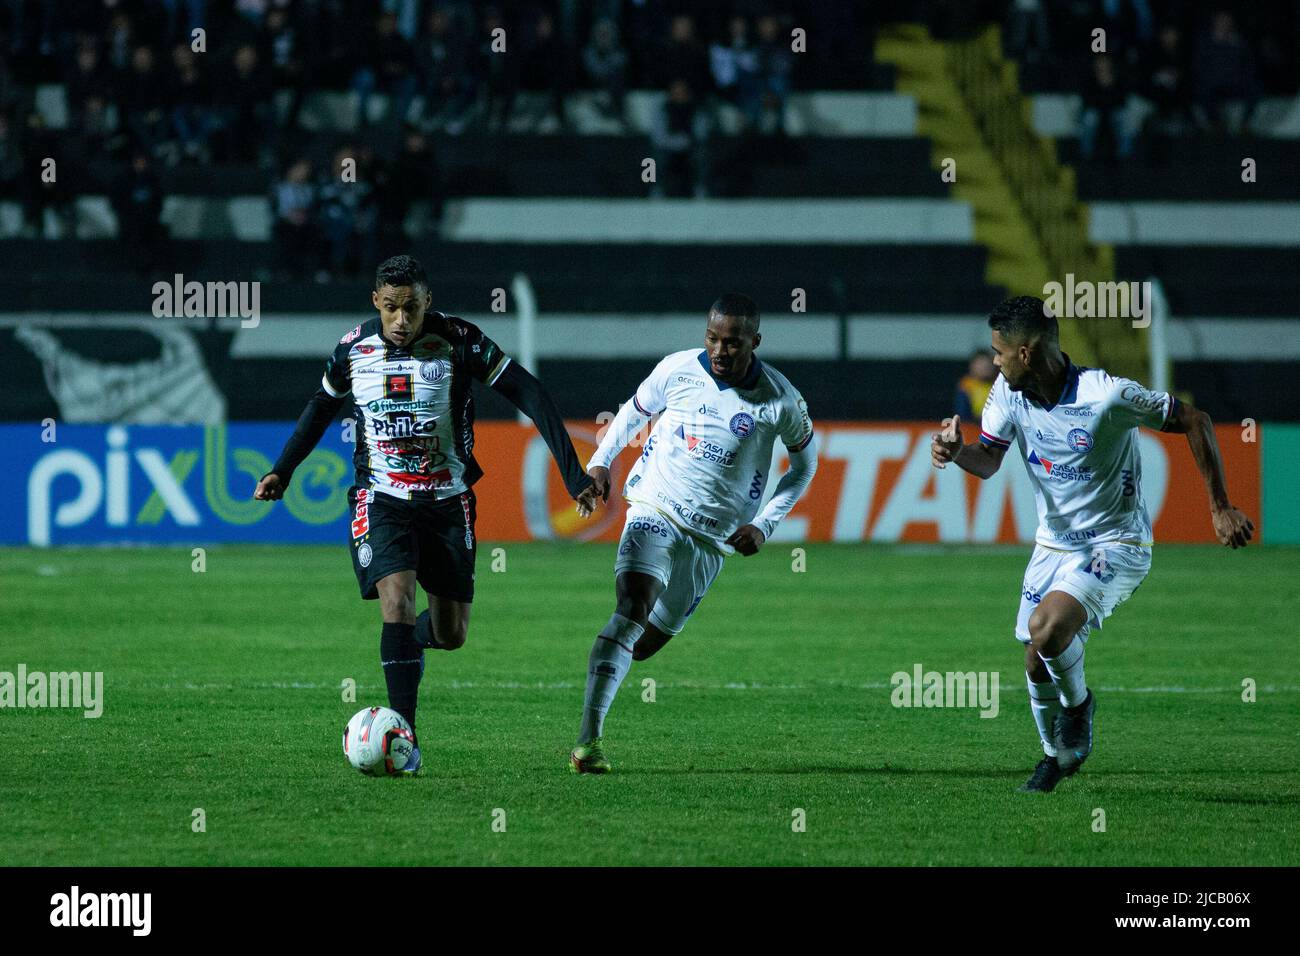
left=0, top=422, right=1265, bottom=548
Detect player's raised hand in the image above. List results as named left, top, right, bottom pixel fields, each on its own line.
left=1211, top=506, right=1254, bottom=549
left=726, top=524, right=766, bottom=556
left=931, top=415, right=963, bottom=469
left=253, top=473, right=285, bottom=501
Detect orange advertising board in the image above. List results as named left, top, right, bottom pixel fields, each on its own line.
left=469, top=422, right=1260, bottom=544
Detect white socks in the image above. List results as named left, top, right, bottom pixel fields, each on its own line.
left=1039, top=636, right=1087, bottom=709
left=576, top=613, right=644, bottom=744
left=1027, top=675, right=1061, bottom=757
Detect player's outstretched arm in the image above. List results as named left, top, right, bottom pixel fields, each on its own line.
left=1162, top=400, right=1253, bottom=548
left=490, top=362, right=594, bottom=501
left=733, top=436, right=819, bottom=555
left=931, top=414, right=1005, bottom=479
left=253, top=387, right=346, bottom=500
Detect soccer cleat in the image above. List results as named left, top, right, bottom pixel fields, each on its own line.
left=570, top=738, right=611, bottom=774
left=1054, top=689, right=1096, bottom=772
left=400, top=741, right=422, bottom=776
left=1018, top=755, right=1066, bottom=792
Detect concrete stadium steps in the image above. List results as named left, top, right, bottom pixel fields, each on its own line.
left=875, top=22, right=1052, bottom=296
left=0, top=239, right=1002, bottom=315
left=51, top=134, right=949, bottom=202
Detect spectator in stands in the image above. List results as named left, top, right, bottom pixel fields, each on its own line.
left=1079, top=54, right=1133, bottom=160
left=583, top=17, right=627, bottom=126
left=170, top=44, right=214, bottom=163
left=753, top=15, right=792, bottom=134
left=659, top=14, right=710, bottom=95
left=710, top=16, right=761, bottom=129
left=1005, top=0, right=1050, bottom=65
left=373, top=124, right=442, bottom=243
left=271, top=157, right=316, bottom=280
left=219, top=43, right=274, bottom=166
left=118, top=44, right=174, bottom=162
left=1193, top=10, right=1260, bottom=134
left=353, top=10, right=417, bottom=128
left=1143, top=24, right=1191, bottom=136
left=105, top=9, right=135, bottom=72
left=20, top=111, right=72, bottom=237
left=519, top=9, right=568, bottom=132
left=954, top=350, right=998, bottom=420
left=64, top=41, right=108, bottom=130
left=263, top=4, right=307, bottom=132
left=0, top=113, right=24, bottom=228
left=316, top=145, right=378, bottom=280
left=1094, top=0, right=1155, bottom=61
left=651, top=78, right=708, bottom=198
left=481, top=6, right=519, bottom=132
left=159, top=0, right=208, bottom=49
left=112, top=150, right=164, bottom=275
left=64, top=43, right=121, bottom=159
left=414, top=6, right=478, bottom=135
left=622, top=0, right=668, bottom=88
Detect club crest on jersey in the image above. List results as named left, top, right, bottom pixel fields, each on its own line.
left=1067, top=428, right=1094, bottom=452
left=419, top=359, right=448, bottom=384
left=729, top=412, right=755, bottom=438
left=357, top=543, right=373, bottom=568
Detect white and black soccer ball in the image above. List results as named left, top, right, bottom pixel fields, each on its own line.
left=342, top=706, right=416, bottom=776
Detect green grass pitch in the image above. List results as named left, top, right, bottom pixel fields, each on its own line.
left=1, top=542, right=1296, bottom=866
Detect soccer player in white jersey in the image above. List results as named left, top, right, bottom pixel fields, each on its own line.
left=568, top=293, right=818, bottom=773
left=932, top=296, right=1253, bottom=792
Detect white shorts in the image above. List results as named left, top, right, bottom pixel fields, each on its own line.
left=614, top=505, right=725, bottom=635
left=1015, top=542, right=1151, bottom=645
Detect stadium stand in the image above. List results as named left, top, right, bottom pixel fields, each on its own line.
left=0, top=0, right=1296, bottom=428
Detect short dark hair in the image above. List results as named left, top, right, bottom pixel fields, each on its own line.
left=709, top=292, right=759, bottom=333
left=987, top=295, right=1057, bottom=343
left=375, top=254, right=427, bottom=291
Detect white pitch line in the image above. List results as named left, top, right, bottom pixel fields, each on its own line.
left=153, top=680, right=1300, bottom=694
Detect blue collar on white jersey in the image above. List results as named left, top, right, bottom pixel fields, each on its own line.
left=697, top=351, right=763, bottom=391
left=1033, top=355, right=1082, bottom=412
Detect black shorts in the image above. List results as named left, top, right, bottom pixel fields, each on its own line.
left=347, top=486, right=477, bottom=603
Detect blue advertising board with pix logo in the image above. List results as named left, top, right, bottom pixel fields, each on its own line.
left=0, top=423, right=355, bottom=546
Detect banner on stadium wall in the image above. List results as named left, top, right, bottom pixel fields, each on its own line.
left=0, top=422, right=1262, bottom=546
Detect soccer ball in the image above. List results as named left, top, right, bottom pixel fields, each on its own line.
left=342, top=706, right=416, bottom=776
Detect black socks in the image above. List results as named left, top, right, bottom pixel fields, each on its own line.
left=380, top=622, right=421, bottom=731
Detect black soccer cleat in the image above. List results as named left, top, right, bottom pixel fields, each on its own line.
left=1018, top=755, right=1066, bottom=792
left=1054, top=689, right=1096, bottom=773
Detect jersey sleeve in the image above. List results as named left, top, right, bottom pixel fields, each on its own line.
left=978, top=377, right=1016, bottom=450
left=632, top=353, right=680, bottom=416
left=1107, top=375, right=1178, bottom=431
left=462, top=322, right=512, bottom=386
left=778, top=387, right=815, bottom=452
left=322, top=336, right=353, bottom=398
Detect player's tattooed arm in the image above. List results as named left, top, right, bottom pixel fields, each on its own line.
left=931, top=414, right=1005, bottom=478
left=255, top=387, right=346, bottom=499
left=1161, top=400, right=1253, bottom=548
